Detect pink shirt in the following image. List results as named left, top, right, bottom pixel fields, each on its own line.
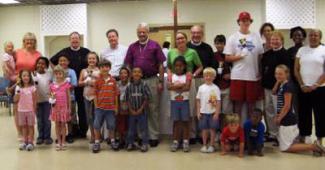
left=17, top=85, right=36, bottom=112
left=50, top=82, right=71, bottom=106
left=15, top=49, right=41, bottom=75
left=2, top=53, right=16, bottom=81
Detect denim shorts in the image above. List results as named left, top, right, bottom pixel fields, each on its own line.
left=170, top=100, right=190, bottom=121
left=93, top=108, right=115, bottom=130
left=199, top=114, right=218, bottom=130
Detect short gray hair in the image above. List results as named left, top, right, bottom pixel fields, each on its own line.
left=309, top=29, right=322, bottom=39
left=137, top=22, right=150, bottom=32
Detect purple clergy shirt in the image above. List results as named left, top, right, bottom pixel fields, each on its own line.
left=124, top=39, right=166, bottom=77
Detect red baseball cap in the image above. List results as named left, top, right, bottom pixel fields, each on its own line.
left=238, top=11, right=253, bottom=21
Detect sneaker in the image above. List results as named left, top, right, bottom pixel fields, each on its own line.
left=126, top=144, right=135, bottom=151
left=36, top=139, right=44, bottom=145
left=66, top=134, right=74, bottom=144
left=305, top=136, right=313, bottom=144
left=149, top=140, right=159, bottom=147
left=170, top=142, right=179, bottom=152
left=111, top=141, right=119, bottom=151
left=207, top=146, right=215, bottom=153
left=140, top=144, right=148, bottom=152
left=55, top=144, right=61, bottom=151
left=314, top=140, right=325, bottom=153
left=26, top=143, right=34, bottom=151
left=44, top=138, right=53, bottom=145
left=19, top=143, right=27, bottom=150
left=92, top=143, right=100, bottom=153
left=200, top=145, right=208, bottom=153
left=183, top=142, right=190, bottom=152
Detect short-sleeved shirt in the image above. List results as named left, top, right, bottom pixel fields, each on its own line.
left=95, top=75, right=119, bottom=110
left=243, top=120, right=265, bottom=144
left=296, top=45, right=325, bottom=86
left=17, top=85, right=37, bottom=112
left=167, top=48, right=202, bottom=73
left=33, top=71, right=52, bottom=103
left=196, top=83, right=221, bottom=114
left=50, top=47, right=90, bottom=78
left=168, top=73, right=192, bottom=101
left=221, top=126, right=245, bottom=143
left=124, top=40, right=166, bottom=77
left=125, top=80, right=151, bottom=111
left=101, top=45, right=128, bottom=77
left=224, top=31, right=264, bottom=81
left=2, top=53, right=16, bottom=81
left=15, top=49, right=41, bottom=74
left=277, top=82, right=297, bottom=126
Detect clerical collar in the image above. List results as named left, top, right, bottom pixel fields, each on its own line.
left=139, top=38, right=149, bottom=45
left=273, top=46, right=283, bottom=51
left=191, top=40, right=202, bottom=46
left=70, top=46, right=81, bottom=51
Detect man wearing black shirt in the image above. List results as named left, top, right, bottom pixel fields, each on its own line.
left=50, top=32, right=90, bottom=142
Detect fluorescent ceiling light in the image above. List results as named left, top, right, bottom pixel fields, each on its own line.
left=0, top=0, right=20, bottom=4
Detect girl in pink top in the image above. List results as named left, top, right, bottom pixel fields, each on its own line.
left=49, top=65, right=71, bottom=151
left=13, top=70, right=37, bottom=151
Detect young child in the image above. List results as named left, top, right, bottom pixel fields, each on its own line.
left=116, top=67, right=130, bottom=149
left=14, top=70, right=37, bottom=151
left=244, top=108, right=265, bottom=156
left=273, top=65, right=325, bottom=156
left=33, top=57, right=53, bottom=145
left=57, top=55, right=78, bottom=143
left=92, top=60, right=119, bottom=153
left=220, top=113, right=245, bottom=157
left=78, top=52, right=100, bottom=144
left=167, top=56, right=192, bottom=152
left=2, top=41, right=16, bottom=83
left=50, top=65, right=71, bottom=151
left=196, top=67, right=221, bottom=153
left=125, top=67, right=151, bottom=152
left=213, top=35, right=232, bottom=114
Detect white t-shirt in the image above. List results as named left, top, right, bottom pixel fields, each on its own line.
left=296, top=45, right=325, bottom=86
left=162, top=48, right=169, bottom=68
left=196, top=83, right=221, bottom=114
left=100, top=44, right=127, bottom=77
left=169, top=73, right=191, bottom=101
left=224, top=31, right=264, bottom=81
left=33, top=71, right=52, bottom=103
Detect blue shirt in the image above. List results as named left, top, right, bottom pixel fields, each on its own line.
left=244, top=120, right=265, bottom=144
left=277, top=81, right=297, bottom=126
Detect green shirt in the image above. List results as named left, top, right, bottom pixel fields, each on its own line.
left=167, top=48, right=202, bottom=73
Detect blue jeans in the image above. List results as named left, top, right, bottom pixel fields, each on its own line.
left=93, top=108, right=116, bottom=130
left=127, top=113, right=149, bottom=145
left=36, top=102, right=51, bottom=140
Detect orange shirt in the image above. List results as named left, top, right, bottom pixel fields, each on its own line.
left=95, top=75, right=119, bottom=110
left=15, top=48, right=41, bottom=75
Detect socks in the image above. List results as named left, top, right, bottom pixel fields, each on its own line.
left=95, top=140, right=100, bottom=144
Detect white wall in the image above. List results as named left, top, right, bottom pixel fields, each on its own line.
left=0, top=0, right=324, bottom=56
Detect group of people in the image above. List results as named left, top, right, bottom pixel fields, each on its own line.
left=2, top=11, right=325, bottom=157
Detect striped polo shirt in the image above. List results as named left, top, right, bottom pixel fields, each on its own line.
left=125, top=80, right=151, bottom=111
left=95, top=75, right=119, bottom=110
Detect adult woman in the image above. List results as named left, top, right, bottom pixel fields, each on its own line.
left=294, top=29, right=325, bottom=144
left=261, top=31, right=290, bottom=142
left=13, top=32, right=41, bottom=141
left=259, top=23, right=275, bottom=51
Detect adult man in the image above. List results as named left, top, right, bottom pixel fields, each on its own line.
left=124, top=23, right=166, bottom=147
left=51, top=31, right=90, bottom=143
left=101, top=29, right=127, bottom=80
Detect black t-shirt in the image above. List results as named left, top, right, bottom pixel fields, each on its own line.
left=277, top=81, right=297, bottom=126
left=187, top=42, right=216, bottom=72
left=50, top=47, right=90, bottom=79
left=287, top=44, right=303, bottom=84
left=261, top=48, right=290, bottom=89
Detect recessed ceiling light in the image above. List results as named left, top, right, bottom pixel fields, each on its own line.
left=0, top=0, right=20, bottom=4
